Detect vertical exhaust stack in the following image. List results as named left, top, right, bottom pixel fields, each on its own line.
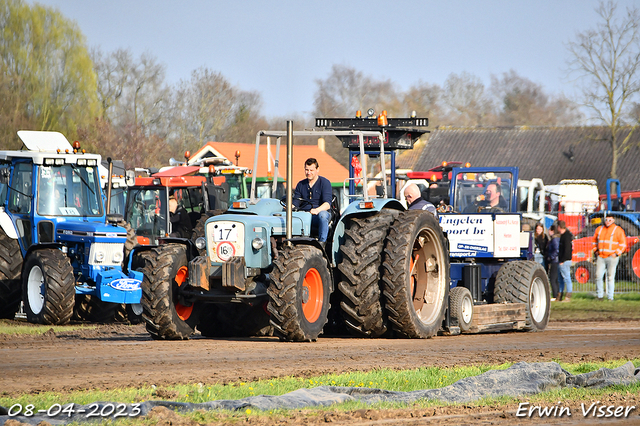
left=286, top=121, right=293, bottom=245
left=105, top=157, right=114, bottom=223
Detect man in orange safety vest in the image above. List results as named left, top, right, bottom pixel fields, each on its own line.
left=593, top=215, right=627, bottom=301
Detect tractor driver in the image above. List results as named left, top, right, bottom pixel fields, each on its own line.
left=292, top=158, right=332, bottom=243
left=479, top=182, right=508, bottom=212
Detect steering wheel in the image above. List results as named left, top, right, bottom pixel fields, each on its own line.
left=280, top=197, right=313, bottom=212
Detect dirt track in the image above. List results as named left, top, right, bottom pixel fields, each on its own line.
left=1, top=319, right=639, bottom=397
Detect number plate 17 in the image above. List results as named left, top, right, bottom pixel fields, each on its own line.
left=212, top=222, right=238, bottom=242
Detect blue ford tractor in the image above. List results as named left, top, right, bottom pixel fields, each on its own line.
left=0, top=131, right=142, bottom=324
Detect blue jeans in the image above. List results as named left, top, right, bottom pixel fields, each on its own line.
left=595, top=255, right=619, bottom=300
left=558, top=260, right=573, bottom=294
left=312, top=210, right=331, bottom=242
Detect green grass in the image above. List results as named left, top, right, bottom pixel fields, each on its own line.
left=0, top=319, right=95, bottom=335
left=550, top=292, right=640, bottom=320
left=2, top=359, right=638, bottom=424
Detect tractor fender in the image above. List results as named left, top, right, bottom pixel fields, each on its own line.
left=284, top=236, right=326, bottom=254
left=23, top=242, right=64, bottom=269
left=0, top=209, right=18, bottom=239
left=330, top=198, right=403, bottom=266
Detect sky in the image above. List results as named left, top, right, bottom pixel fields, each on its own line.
left=29, top=0, right=639, bottom=119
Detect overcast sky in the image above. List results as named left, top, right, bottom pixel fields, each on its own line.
left=30, top=0, right=639, bottom=118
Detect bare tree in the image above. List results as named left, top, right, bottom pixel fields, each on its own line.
left=441, top=72, right=494, bottom=126
left=313, top=65, right=401, bottom=117
left=567, top=0, right=640, bottom=179
left=490, top=69, right=581, bottom=126
left=402, top=81, right=446, bottom=127
left=92, top=48, right=170, bottom=135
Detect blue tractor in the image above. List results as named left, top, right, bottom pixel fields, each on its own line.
left=0, top=131, right=142, bottom=324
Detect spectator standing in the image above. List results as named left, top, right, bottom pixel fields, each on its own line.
left=533, top=223, right=548, bottom=268
left=557, top=220, right=574, bottom=302
left=593, top=215, right=627, bottom=301
left=545, top=224, right=560, bottom=301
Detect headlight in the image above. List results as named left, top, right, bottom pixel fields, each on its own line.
left=251, top=237, right=265, bottom=250
left=95, top=251, right=105, bottom=262
left=195, top=237, right=206, bottom=250
left=112, top=252, right=123, bottom=263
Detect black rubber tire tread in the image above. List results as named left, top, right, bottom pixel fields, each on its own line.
left=22, top=249, right=75, bottom=325
left=191, top=210, right=224, bottom=256
left=0, top=230, right=23, bottom=319
left=382, top=210, right=450, bottom=339
left=494, top=260, right=550, bottom=332
left=627, top=246, right=640, bottom=283
left=267, top=245, right=331, bottom=342
left=141, top=244, right=199, bottom=340
left=72, top=295, right=118, bottom=323
left=571, top=261, right=595, bottom=284
left=116, top=219, right=137, bottom=262
left=449, top=286, right=473, bottom=332
left=337, top=209, right=399, bottom=337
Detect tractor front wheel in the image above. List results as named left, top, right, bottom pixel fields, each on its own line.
left=267, top=245, right=331, bottom=341
left=141, top=244, right=200, bottom=340
left=22, top=249, right=75, bottom=325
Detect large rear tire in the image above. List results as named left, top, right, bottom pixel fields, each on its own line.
left=494, top=260, right=550, bottom=331
left=267, top=245, right=331, bottom=342
left=382, top=210, right=449, bottom=338
left=337, top=209, right=399, bottom=337
left=22, top=249, right=75, bottom=325
left=0, top=230, right=22, bottom=319
left=141, top=244, right=199, bottom=340
left=627, top=245, right=640, bottom=283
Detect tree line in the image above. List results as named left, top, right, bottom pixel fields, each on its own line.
left=0, top=0, right=638, bottom=176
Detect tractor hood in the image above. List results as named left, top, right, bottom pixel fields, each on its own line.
left=55, top=221, right=128, bottom=244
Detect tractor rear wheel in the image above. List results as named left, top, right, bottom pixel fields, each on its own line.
left=141, top=244, right=200, bottom=340
left=267, top=245, right=331, bottom=341
left=337, top=209, right=399, bottom=337
left=449, top=286, right=474, bottom=332
left=494, top=260, right=550, bottom=331
left=627, top=245, right=640, bottom=283
left=22, top=249, right=75, bottom=325
left=0, top=230, right=22, bottom=319
left=382, top=210, right=449, bottom=338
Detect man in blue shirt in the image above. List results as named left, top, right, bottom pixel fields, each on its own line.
left=292, top=158, right=332, bottom=242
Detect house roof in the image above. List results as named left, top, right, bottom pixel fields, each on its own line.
left=190, top=141, right=349, bottom=185
left=407, top=127, right=640, bottom=194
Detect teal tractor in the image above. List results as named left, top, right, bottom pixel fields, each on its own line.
left=138, top=113, right=438, bottom=340
left=0, top=131, right=142, bottom=324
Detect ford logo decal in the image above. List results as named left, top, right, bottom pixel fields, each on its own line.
left=109, top=279, right=141, bottom=291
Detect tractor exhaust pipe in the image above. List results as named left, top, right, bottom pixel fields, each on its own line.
left=105, top=157, right=114, bottom=223
left=286, top=121, right=293, bottom=245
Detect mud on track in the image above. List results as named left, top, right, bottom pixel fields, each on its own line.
left=1, top=319, right=639, bottom=397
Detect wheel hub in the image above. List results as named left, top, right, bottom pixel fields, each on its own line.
left=301, top=286, right=309, bottom=304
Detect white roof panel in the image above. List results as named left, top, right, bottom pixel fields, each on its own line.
left=17, top=130, right=73, bottom=153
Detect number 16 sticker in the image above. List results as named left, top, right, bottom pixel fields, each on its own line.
left=216, top=242, right=235, bottom=261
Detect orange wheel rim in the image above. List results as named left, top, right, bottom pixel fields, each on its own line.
left=575, top=266, right=590, bottom=284
left=409, top=256, right=416, bottom=297
left=302, top=268, right=323, bottom=323
left=633, top=250, right=640, bottom=280
left=174, top=266, right=193, bottom=320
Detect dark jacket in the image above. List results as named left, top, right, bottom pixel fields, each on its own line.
left=534, top=233, right=549, bottom=256
left=170, top=206, right=193, bottom=238
left=558, top=229, right=573, bottom=263
left=408, top=197, right=438, bottom=218
left=546, top=235, right=560, bottom=264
